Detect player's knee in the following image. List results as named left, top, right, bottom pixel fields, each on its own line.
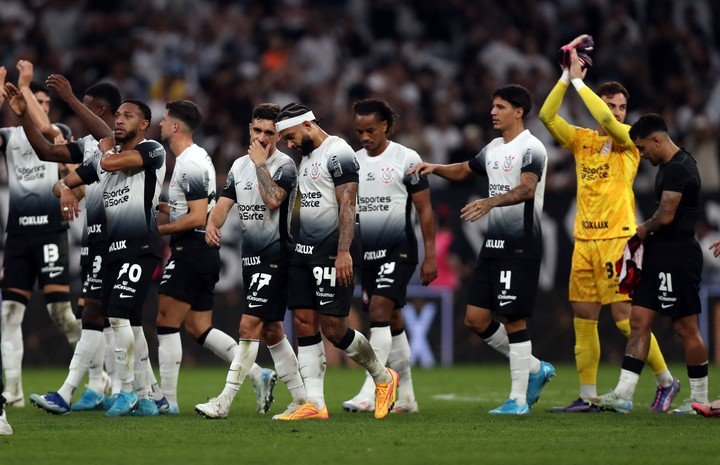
left=671, top=318, right=700, bottom=340
left=319, top=316, right=346, bottom=345
left=293, top=313, right=316, bottom=337
left=81, top=305, right=104, bottom=327
left=390, top=309, right=404, bottom=330
left=629, top=312, right=652, bottom=334
left=262, top=322, right=284, bottom=346
left=464, top=312, right=490, bottom=332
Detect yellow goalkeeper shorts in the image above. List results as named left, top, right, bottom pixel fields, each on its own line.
left=569, top=237, right=630, bottom=305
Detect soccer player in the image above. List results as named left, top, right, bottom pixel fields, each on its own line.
left=2, top=77, right=123, bottom=413
left=342, top=98, right=436, bottom=413
left=276, top=102, right=398, bottom=420
left=409, top=85, right=555, bottom=414
left=49, top=97, right=166, bottom=417
left=155, top=100, right=276, bottom=415
left=539, top=48, right=678, bottom=413
left=194, top=103, right=309, bottom=420
left=591, top=114, right=709, bottom=414
left=0, top=62, right=81, bottom=408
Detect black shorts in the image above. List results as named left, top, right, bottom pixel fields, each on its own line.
left=1, top=230, right=69, bottom=289
left=632, top=241, right=702, bottom=317
left=242, top=258, right=289, bottom=322
left=360, top=258, right=416, bottom=311
left=466, top=256, right=541, bottom=318
left=102, top=255, right=160, bottom=325
left=81, top=241, right=106, bottom=302
left=158, top=247, right=220, bottom=311
left=287, top=258, right=354, bottom=317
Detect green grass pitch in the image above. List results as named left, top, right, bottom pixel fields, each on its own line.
left=2, top=363, right=720, bottom=465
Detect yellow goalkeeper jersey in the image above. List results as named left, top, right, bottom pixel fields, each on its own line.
left=540, top=81, right=639, bottom=240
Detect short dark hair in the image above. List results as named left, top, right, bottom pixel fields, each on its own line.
left=85, top=82, right=122, bottom=113
left=122, top=99, right=152, bottom=122
left=277, top=102, right=315, bottom=123
left=492, top=84, right=532, bottom=118
left=252, top=103, right=280, bottom=122
left=629, top=113, right=668, bottom=140
left=597, top=81, right=629, bottom=101
left=166, top=100, right=202, bottom=131
left=30, top=81, right=50, bottom=95
left=352, top=98, right=398, bottom=134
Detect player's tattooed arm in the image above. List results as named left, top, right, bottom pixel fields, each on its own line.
left=460, top=172, right=538, bottom=222
left=249, top=139, right=287, bottom=210
left=636, top=190, right=682, bottom=241
left=335, top=181, right=357, bottom=286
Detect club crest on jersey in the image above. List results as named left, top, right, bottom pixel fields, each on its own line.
left=380, top=166, right=395, bottom=184
left=310, top=162, right=321, bottom=180
left=502, top=154, right=515, bottom=172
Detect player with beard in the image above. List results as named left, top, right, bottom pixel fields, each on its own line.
left=155, top=100, right=277, bottom=415
left=276, top=103, right=398, bottom=420
left=194, top=103, right=308, bottom=420
left=0, top=62, right=81, bottom=409
left=38, top=94, right=166, bottom=417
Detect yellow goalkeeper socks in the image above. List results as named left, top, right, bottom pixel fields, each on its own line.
left=574, top=317, right=600, bottom=395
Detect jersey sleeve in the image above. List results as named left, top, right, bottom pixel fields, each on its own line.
left=403, top=151, right=429, bottom=194
left=538, top=80, right=576, bottom=148
left=467, top=146, right=488, bottom=176
left=75, top=151, right=100, bottom=185
left=576, top=86, right=633, bottom=147
left=520, top=142, right=547, bottom=181
left=220, top=169, right=237, bottom=202
left=136, top=140, right=166, bottom=169
left=183, top=161, right=211, bottom=201
left=0, top=127, right=17, bottom=153
left=662, top=162, right=690, bottom=193
left=327, top=143, right=359, bottom=186
left=273, top=159, right=297, bottom=193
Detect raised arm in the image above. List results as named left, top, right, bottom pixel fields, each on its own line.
left=47, top=74, right=112, bottom=141
left=411, top=188, right=437, bottom=285
left=335, top=181, right=357, bottom=286
left=569, top=49, right=632, bottom=146
left=17, top=60, right=59, bottom=139
left=248, top=140, right=289, bottom=211
left=538, top=73, right=576, bottom=147
left=2, top=83, right=74, bottom=162
left=98, top=137, right=143, bottom=171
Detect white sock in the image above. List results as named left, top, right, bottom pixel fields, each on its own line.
left=268, top=336, right=306, bottom=404
left=158, top=332, right=182, bottom=404
left=1, top=300, right=25, bottom=395
left=580, top=384, right=597, bottom=399
left=103, top=326, right=120, bottom=394
left=483, top=322, right=510, bottom=357
left=131, top=326, right=152, bottom=399
left=298, top=339, right=326, bottom=409
left=202, top=328, right=237, bottom=363
left=615, top=369, right=640, bottom=400
left=690, top=376, right=709, bottom=404
left=356, top=325, right=393, bottom=400
left=388, top=330, right=416, bottom=406
left=87, top=330, right=106, bottom=394
left=220, top=339, right=259, bottom=403
left=508, top=340, right=531, bottom=405
left=58, top=329, right=104, bottom=403
left=145, top=356, right=163, bottom=401
left=47, top=300, right=81, bottom=344
left=655, top=369, right=674, bottom=387
left=344, top=330, right=391, bottom=384
left=109, top=318, right=134, bottom=393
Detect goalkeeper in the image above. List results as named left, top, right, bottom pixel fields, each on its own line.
left=539, top=47, right=681, bottom=413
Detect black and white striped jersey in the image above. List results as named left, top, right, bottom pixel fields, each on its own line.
left=75, top=139, right=166, bottom=262
left=221, top=150, right=296, bottom=263
left=468, top=130, right=547, bottom=261
left=295, top=135, right=359, bottom=262
left=356, top=141, right=429, bottom=263
left=167, top=144, right=216, bottom=252
left=0, top=126, right=66, bottom=233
